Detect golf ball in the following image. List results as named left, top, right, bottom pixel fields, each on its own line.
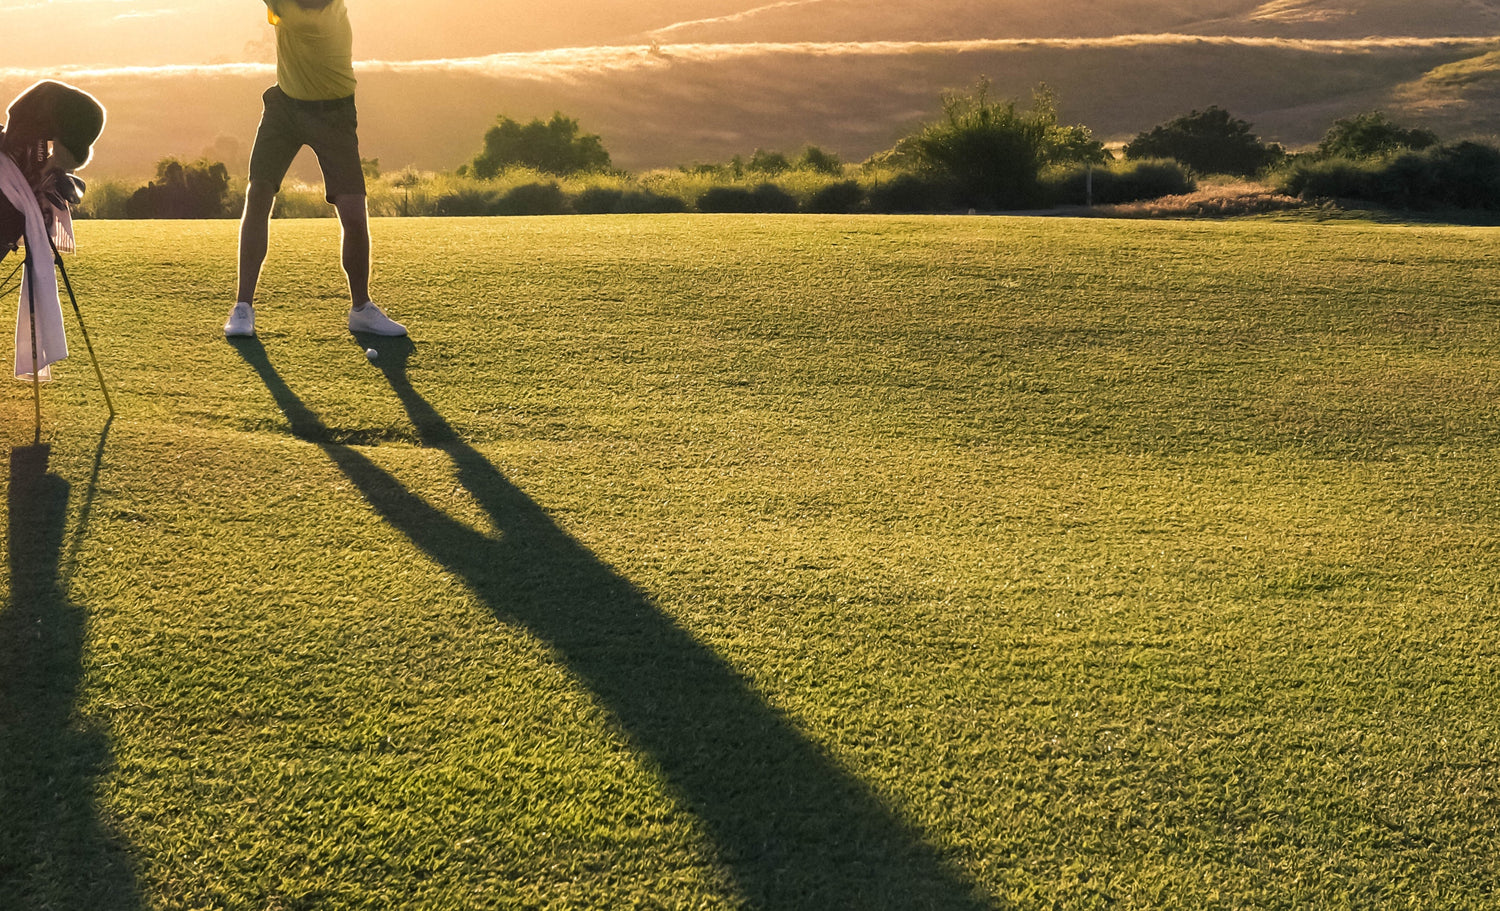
left=365, top=348, right=378, bottom=360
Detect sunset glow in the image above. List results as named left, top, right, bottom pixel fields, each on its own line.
left=7, top=0, right=1499, bottom=71
left=1, top=32, right=1494, bottom=86
left=4, top=1, right=1498, bottom=177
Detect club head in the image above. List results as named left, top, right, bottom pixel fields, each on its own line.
left=40, top=171, right=84, bottom=209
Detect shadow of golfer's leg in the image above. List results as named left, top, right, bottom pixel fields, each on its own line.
left=230, top=339, right=987, bottom=907
left=363, top=361, right=988, bottom=909
left=227, top=337, right=330, bottom=442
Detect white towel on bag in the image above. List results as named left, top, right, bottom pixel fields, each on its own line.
left=51, top=199, right=75, bottom=254
left=0, top=154, right=67, bottom=381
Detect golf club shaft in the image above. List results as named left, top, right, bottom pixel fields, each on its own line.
left=25, top=246, right=41, bottom=442
left=50, top=235, right=114, bottom=416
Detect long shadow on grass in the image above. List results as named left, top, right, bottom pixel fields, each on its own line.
left=1, top=444, right=141, bottom=910
left=231, top=336, right=987, bottom=909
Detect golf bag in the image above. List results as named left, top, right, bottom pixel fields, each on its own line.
left=2, top=83, right=113, bottom=438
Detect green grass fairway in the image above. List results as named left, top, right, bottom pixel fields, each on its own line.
left=4, top=214, right=1500, bottom=909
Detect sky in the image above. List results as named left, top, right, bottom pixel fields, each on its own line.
left=5, top=0, right=1498, bottom=176
left=4, top=1, right=1497, bottom=74
left=0, top=0, right=793, bottom=68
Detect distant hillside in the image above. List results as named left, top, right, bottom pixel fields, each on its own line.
left=7, top=35, right=1496, bottom=182
left=4, top=1, right=1499, bottom=181
left=1393, top=47, right=1500, bottom=136
left=643, top=0, right=1500, bottom=43
left=7, top=0, right=1500, bottom=66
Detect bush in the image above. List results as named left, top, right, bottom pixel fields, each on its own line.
left=1278, top=140, right=1500, bottom=209
left=866, top=173, right=956, bottom=213
left=1277, top=157, right=1381, bottom=205
left=696, top=186, right=755, bottom=212
left=574, top=187, right=687, bottom=214
left=470, top=112, right=611, bottom=178
left=907, top=81, right=1106, bottom=210
left=623, top=190, right=688, bottom=214
left=430, top=181, right=573, bottom=216
left=807, top=180, right=866, bottom=214
left=1125, top=107, right=1285, bottom=177
left=572, top=186, right=624, bottom=214
left=125, top=157, right=232, bottom=218
left=74, top=177, right=133, bottom=219
left=752, top=183, right=800, bottom=213
left=697, top=183, right=800, bottom=213
left=1315, top=112, right=1439, bottom=160
left=1042, top=159, right=1196, bottom=206
left=269, top=183, right=335, bottom=218
left=433, top=187, right=502, bottom=216
left=747, top=149, right=791, bottom=175
left=910, top=86, right=1044, bottom=208
left=797, top=146, right=844, bottom=175
left=494, top=182, right=568, bottom=216
left=691, top=146, right=845, bottom=180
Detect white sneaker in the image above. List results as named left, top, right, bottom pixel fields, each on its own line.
left=348, top=301, right=407, bottom=336
left=224, top=302, right=255, bottom=337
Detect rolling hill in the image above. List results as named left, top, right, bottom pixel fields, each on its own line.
left=3, top=0, right=1499, bottom=179
left=641, top=0, right=1500, bottom=43
left=7, top=0, right=1500, bottom=63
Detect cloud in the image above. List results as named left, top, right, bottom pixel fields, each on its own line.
left=0, top=62, right=273, bottom=81
left=361, top=34, right=1500, bottom=79
left=646, top=0, right=833, bottom=41
left=1249, top=1, right=1350, bottom=25
left=1, top=33, right=1493, bottom=84
left=113, top=7, right=173, bottom=20
left=0, top=0, right=141, bottom=7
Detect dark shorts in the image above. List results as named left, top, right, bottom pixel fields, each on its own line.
left=248, top=85, right=365, bottom=203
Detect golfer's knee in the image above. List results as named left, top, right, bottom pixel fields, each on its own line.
left=243, top=181, right=277, bottom=214
left=332, top=194, right=368, bottom=223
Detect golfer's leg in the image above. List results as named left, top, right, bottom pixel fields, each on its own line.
left=333, top=193, right=371, bottom=307
left=241, top=85, right=299, bottom=306
left=236, top=180, right=277, bottom=304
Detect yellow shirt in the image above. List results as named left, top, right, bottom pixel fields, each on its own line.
left=265, top=0, right=356, bottom=101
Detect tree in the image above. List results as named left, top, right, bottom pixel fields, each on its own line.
left=1029, top=85, right=1110, bottom=168
left=470, top=113, right=611, bottom=178
left=1279, top=140, right=1500, bottom=210
left=125, top=157, right=231, bottom=218
left=797, top=146, right=844, bottom=175
left=907, top=81, right=1105, bottom=209
left=1315, top=112, right=1438, bottom=160
left=1124, top=107, right=1284, bottom=177
left=747, top=149, right=791, bottom=175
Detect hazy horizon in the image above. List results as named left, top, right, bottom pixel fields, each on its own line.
left=6, top=0, right=1500, bottom=70
left=5, top=1, right=1500, bottom=178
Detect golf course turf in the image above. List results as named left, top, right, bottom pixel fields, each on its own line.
left=3, top=214, right=1499, bottom=908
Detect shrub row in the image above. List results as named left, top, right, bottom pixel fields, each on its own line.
left=84, top=161, right=1198, bottom=218
left=417, top=166, right=1191, bottom=216
left=427, top=179, right=889, bottom=216
left=855, top=160, right=1196, bottom=213
left=81, top=95, right=1488, bottom=219
left=1276, top=141, right=1500, bottom=210
left=1041, top=160, right=1196, bottom=207
left=432, top=182, right=700, bottom=216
